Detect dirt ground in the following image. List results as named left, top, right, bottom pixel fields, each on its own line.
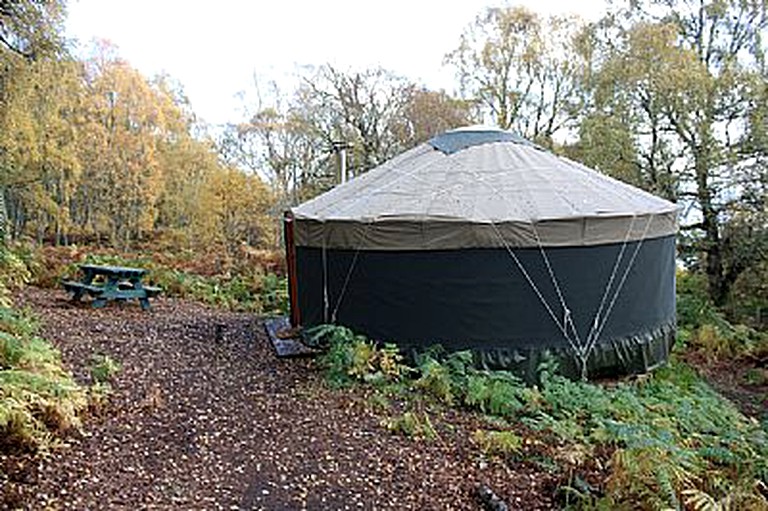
left=683, top=351, right=768, bottom=425
left=1, top=288, right=560, bottom=510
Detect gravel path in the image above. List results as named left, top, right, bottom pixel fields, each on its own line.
left=2, top=288, right=556, bottom=510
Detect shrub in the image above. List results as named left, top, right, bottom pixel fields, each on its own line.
left=473, top=429, right=522, bottom=456
left=89, top=354, right=121, bottom=384
left=313, top=325, right=408, bottom=387
left=0, top=302, right=90, bottom=452
left=412, top=350, right=473, bottom=406
left=0, top=369, right=88, bottom=446
left=677, top=269, right=767, bottom=360
left=0, top=249, right=30, bottom=308
left=259, top=272, right=288, bottom=315
left=383, top=411, right=437, bottom=440
left=414, top=357, right=457, bottom=404
left=313, top=325, right=369, bottom=386
left=531, top=364, right=768, bottom=508
left=465, top=371, right=528, bottom=416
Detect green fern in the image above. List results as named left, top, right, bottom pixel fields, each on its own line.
left=383, top=411, right=437, bottom=440
left=90, top=354, right=121, bottom=384
left=314, top=325, right=768, bottom=510
left=414, top=357, right=457, bottom=405
left=0, top=302, right=89, bottom=452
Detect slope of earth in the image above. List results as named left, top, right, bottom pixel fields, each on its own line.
left=685, top=351, right=768, bottom=426
left=1, top=287, right=556, bottom=510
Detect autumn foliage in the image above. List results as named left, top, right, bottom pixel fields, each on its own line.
left=0, top=40, right=274, bottom=255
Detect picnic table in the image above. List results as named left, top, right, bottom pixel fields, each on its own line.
left=63, top=264, right=161, bottom=310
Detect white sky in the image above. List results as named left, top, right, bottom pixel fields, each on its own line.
left=65, top=0, right=609, bottom=126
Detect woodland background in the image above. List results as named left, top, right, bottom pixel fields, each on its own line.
left=0, top=0, right=766, bottom=320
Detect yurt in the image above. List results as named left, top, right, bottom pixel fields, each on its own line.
left=283, top=127, right=678, bottom=380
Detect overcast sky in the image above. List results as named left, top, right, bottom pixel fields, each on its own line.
left=65, top=0, right=609, bottom=126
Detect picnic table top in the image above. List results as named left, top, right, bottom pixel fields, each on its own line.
left=78, top=264, right=148, bottom=276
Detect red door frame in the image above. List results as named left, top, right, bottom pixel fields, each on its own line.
left=283, top=211, right=301, bottom=327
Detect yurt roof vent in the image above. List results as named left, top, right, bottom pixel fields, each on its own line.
left=428, top=127, right=537, bottom=154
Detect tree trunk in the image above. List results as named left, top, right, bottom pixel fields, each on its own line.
left=0, top=186, right=7, bottom=247
left=694, top=147, right=729, bottom=306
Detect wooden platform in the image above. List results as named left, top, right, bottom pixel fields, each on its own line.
left=263, top=317, right=321, bottom=357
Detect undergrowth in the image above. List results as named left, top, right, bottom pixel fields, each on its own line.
left=90, top=354, right=121, bottom=384
left=23, top=245, right=288, bottom=314
left=677, top=270, right=767, bottom=362
left=0, top=244, right=100, bottom=452
left=0, top=306, right=88, bottom=451
left=314, top=325, right=768, bottom=510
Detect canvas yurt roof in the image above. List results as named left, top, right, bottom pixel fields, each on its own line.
left=292, top=127, right=678, bottom=250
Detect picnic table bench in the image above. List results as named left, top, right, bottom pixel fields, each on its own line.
left=63, top=264, right=161, bottom=310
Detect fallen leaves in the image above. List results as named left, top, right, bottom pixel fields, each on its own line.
left=2, top=287, right=560, bottom=509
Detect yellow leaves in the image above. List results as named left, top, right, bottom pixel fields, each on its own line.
left=395, top=88, right=475, bottom=145
left=614, top=22, right=707, bottom=94
left=0, top=57, right=85, bottom=241
left=0, top=42, right=275, bottom=250
left=487, top=5, right=540, bottom=39
left=193, top=166, right=274, bottom=251
left=682, top=480, right=768, bottom=511
left=448, top=5, right=590, bottom=136
left=75, top=53, right=203, bottom=244
left=347, top=341, right=377, bottom=379
left=377, top=344, right=405, bottom=380
left=606, top=446, right=700, bottom=508
left=473, top=429, right=522, bottom=456
left=600, top=20, right=728, bottom=120
left=475, top=7, right=542, bottom=72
